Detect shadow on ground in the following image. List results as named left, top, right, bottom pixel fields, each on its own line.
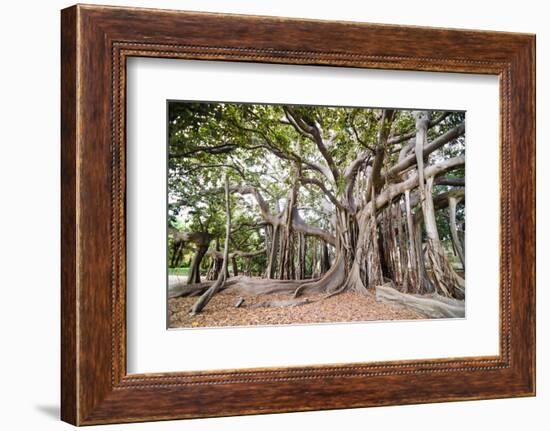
left=35, top=404, right=59, bottom=420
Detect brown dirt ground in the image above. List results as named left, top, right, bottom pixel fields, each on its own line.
left=169, top=290, right=424, bottom=329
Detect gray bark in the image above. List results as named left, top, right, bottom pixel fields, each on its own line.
left=421, top=177, right=465, bottom=298
left=375, top=284, right=465, bottom=318
left=252, top=298, right=313, bottom=308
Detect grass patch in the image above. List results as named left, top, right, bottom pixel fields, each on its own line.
left=168, top=267, right=189, bottom=276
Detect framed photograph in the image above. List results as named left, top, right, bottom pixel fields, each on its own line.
left=61, top=4, right=535, bottom=425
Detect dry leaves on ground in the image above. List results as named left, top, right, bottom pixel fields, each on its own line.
left=169, top=291, right=424, bottom=329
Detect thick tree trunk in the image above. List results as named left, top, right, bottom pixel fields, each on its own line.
left=293, top=174, right=464, bottom=299
left=187, top=243, right=209, bottom=284
left=365, top=192, right=384, bottom=289
left=404, top=190, right=418, bottom=292
left=266, top=224, right=279, bottom=279
left=294, top=253, right=346, bottom=297
left=421, top=177, right=465, bottom=299
left=314, top=204, right=371, bottom=296
left=404, top=192, right=435, bottom=295
left=396, top=199, right=408, bottom=290
left=293, top=108, right=409, bottom=298
left=279, top=181, right=299, bottom=280
left=296, top=191, right=388, bottom=297
left=379, top=203, right=402, bottom=286
left=415, top=218, right=435, bottom=294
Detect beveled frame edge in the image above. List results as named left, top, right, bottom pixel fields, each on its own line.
left=61, top=4, right=535, bottom=426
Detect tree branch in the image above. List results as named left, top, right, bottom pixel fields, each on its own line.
left=415, top=111, right=430, bottom=201
left=363, top=156, right=465, bottom=215
left=208, top=248, right=267, bottom=259
left=369, top=109, right=395, bottom=193
left=182, top=163, right=247, bottom=180
left=384, top=122, right=465, bottom=180
left=292, top=211, right=336, bottom=245
left=299, top=176, right=345, bottom=211
left=434, top=177, right=465, bottom=187
left=283, top=106, right=340, bottom=181
left=231, top=184, right=278, bottom=225
left=388, top=111, right=452, bottom=145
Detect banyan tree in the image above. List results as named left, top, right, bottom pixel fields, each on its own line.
left=168, top=102, right=466, bottom=317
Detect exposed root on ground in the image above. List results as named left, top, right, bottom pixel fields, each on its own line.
left=170, top=273, right=464, bottom=320
left=170, top=275, right=321, bottom=299
left=375, top=284, right=465, bottom=318
left=252, top=298, right=314, bottom=308
left=293, top=255, right=346, bottom=298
